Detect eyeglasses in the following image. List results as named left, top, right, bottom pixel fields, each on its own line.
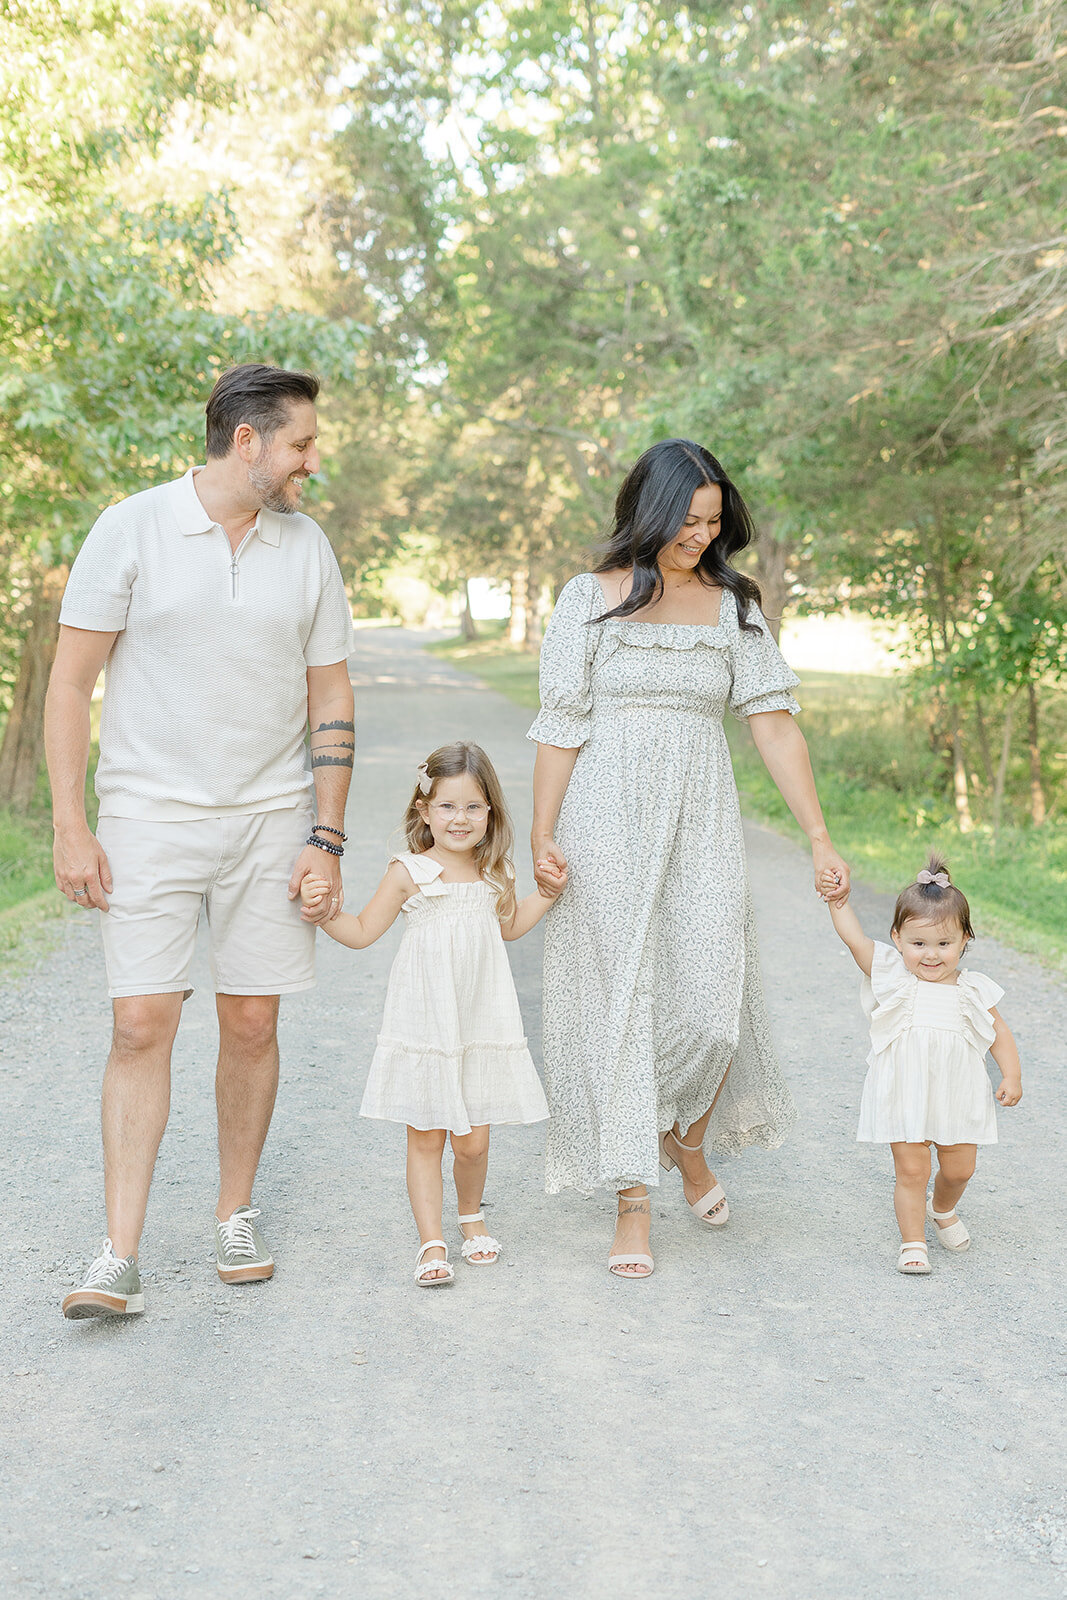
left=427, top=801, right=490, bottom=821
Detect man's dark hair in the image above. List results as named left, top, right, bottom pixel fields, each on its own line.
left=204, top=363, right=320, bottom=458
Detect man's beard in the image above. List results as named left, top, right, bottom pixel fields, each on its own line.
left=248, top=453, right=304, bottom=514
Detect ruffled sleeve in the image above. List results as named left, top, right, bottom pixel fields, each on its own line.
left=956, top=969, right=1004, bottom=1054
left=727, top=595, right=801, bottom=721
left=526, top=573, right=601, bottom=749
left=392, top=851, right=448, bottom=897
left=860, top=941, right=916, bottom=1053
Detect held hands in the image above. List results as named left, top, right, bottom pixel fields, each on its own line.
left=813, top=845, right=850, bottom=907
left=535, top=857, right=568, bottom=901
left=290, top=845, right=344, bottom=925
left=533, top=839, right=568, bottom=898
left=817, top=865, right=849, bottom=906
left=299, top=873, right=335, bottom=919
left=300, top=873, right=331, bottom=906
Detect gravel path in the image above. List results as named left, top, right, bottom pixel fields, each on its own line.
left=1, top=625, right=1065, bottom=1600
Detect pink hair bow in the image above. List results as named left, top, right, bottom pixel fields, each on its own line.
left=917, top=869, right=950, bottom=889
left=416, top=761, right=433, bottom=795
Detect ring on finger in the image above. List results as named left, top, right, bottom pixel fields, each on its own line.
left=73, top=886, right=88, bottom=896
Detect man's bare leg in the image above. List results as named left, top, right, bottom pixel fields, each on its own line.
left=215, top=993, right=280, bottom=1220
left=102, top=993, right=184, bottom=1259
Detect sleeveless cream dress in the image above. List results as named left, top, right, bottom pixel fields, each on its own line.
left=359, top=851, right=550, bottom=1134
left=857, top=941, right=1002, bottom=1144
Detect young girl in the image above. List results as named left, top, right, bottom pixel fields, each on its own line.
left=301, top=741, right=565, bottom=1286
left=821, top=855, right=1022, bottom=1275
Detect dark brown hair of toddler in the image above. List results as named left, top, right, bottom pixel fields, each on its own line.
left=891, top=853, right=975, bottom=941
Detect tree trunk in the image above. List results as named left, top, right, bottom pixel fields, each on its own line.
left=508, top=566, right=529, bottom=648
left=0, top=568, right=66, bottom=813
left=991, top=692, right=1017, bottom=848
left=1027, top=679, right=1046, bottom=826
left=752, top=521, right=788, bottom=642
left=523, top=562, right=544, bottom=650
left=972, top=697, right=996, bottom=796
left=581, top=0, right=603, bottom=124
left=949, top=705, right=974, bottom=833
left=458, top=577, right=478, bottom=642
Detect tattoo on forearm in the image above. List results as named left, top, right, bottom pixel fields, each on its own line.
left=310, top=718, right=354, bottom=769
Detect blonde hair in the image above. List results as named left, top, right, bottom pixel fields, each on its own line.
left=403, top=741, right=517, bottom=923
left=892, top=853, right=974, bottom=941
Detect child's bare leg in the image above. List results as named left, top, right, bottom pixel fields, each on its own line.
left=931, top=1143, right=977, bottom=1227
left=406, top=1126, right=449, bottom=1279
left=450, top=1125, right=492, bottom=1260
left=890, top=1141, right=931, bottom=1243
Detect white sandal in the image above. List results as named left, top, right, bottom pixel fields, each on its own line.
left=927, top=1197, right=970, bottom=1251
left=414, top=1240, right=454, bottom=1286
left=897, top=1240, right=931, bottom=1275
left=659, top=1129, right=729, bottom=1226
left=458, top=1211, right=500, bottom=1265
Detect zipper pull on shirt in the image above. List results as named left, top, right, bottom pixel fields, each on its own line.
left=226, top=522, right=257, bottom=600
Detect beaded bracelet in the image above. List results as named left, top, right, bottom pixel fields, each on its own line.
left=311, top=823, right=347, bottom=841
left=306, top=834, right=344, bottom=857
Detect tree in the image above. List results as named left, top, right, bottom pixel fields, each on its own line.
left=0, top=1, right=369, bottom=807
left=0, top=200, right=361, bottom=807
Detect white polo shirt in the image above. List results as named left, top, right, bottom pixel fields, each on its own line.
left=60, top=468, right=355, bottom=820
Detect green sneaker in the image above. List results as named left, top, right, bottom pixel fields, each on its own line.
left=62, top=1239, right=144, bottom=1320
left=215, top=1205, right=274, bottom=1283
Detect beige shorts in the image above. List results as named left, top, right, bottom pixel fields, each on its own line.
left=95, top=807, right=316, bottom=998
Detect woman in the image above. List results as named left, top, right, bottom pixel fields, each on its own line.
left=528, top=438, right=849, bottom=1278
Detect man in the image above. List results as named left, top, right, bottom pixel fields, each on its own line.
left=45, top=363, right=355, bottom=1320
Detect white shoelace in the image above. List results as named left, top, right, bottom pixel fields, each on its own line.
left=82, top=1239, right=128, bottom=1288
left=217, top=1208, right=261, bottom=1258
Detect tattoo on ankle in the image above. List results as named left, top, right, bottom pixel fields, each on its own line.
left=618, top=1200, right=649, bottom=1215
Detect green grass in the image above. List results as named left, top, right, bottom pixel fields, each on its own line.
left=0, top=809, right=74, bottom=981
left=0, top=804, right=57, bottom=914
left=727, top=672, right=1067, bottom=967
left=428, top=623, right=543, bottom=710
left=428, top=634, right=1067, bottom=976
left=0, top=744, right=100, bottom=975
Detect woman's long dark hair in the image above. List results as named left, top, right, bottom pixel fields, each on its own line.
left=593, top=439, right=764, bottom=633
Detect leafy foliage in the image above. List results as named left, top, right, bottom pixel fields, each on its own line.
left=0, top=0, right=1063, bottom=842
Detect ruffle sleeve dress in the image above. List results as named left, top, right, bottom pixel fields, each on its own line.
left=359, top=852, right=549, bottom=1134
left=527, top=571, right=800, bottom=1194
left=856, top=941, right=1002, bottom=1144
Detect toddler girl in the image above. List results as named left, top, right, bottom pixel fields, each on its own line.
left=301, top=741, right=565, bottom=1286
left=821, top=855, right=1022, bottom=1274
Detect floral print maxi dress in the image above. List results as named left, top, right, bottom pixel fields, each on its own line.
left=527, top=572, right=801, bottom=1194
